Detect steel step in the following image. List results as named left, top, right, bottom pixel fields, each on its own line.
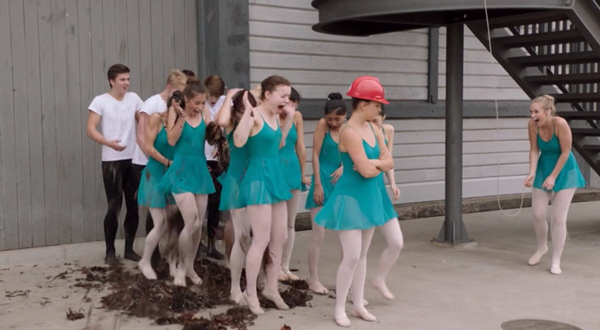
left=571, top=128, right=600, bottom=136
left=524, top=73, right=600, bottom=85
left=493, top=29, right=585, bottom=47
left=557, top=111, right=600, bottom=120
left=487, top=11, right=569, bottom=29
left=583, top=144, right=600, bottom=151
left=509, top=52, right=599, bottom=66
left=551, top=93, right=600, bottom=103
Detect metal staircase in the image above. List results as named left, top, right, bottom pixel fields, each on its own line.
left=467, top=0, right=600, bottom=176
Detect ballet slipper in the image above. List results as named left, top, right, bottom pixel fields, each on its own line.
left=528, top=247, right=548, bottom=266
left=550, top=264, right=562, bottom=275
left=230, top=290, right=247, bottom=305
left=283, top=269, right=299, bottom=281
left=138, top=260, right=157, bottom=280
left=243, top=291, right=265, bottom=315
left=278, top=270, right=289, bottom=282
left=352, top=308, right=377, bottom=322
left=371, top=279, right=395, bottom=300
left=186, top=268, right=202, bottom=285
left=173, top=268, right=187, bottom=287
left=262, top=289, right=289, bottom=310
left=334, top=312, right=351, bottom=327
left=309, top=281, right=329, bottom=295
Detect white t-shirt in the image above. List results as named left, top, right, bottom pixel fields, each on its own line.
left=205, top=95, right=226, bottom=161
left=132, top=94, right=168, bottom=165
left=88, top=92, right=143, bottom=162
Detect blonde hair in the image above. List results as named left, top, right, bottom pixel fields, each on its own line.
left=166, top=69, right=187, bottom=88
left=532, top=94, right=556, bottom=116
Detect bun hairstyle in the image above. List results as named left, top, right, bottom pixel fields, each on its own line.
left=324, top=92, right=347, bottom=116
left=532, top=94, right=556, bottom=116
left=290, top=87, right=301, bottom=103
left=183, top=76, right=207, bottom=100
left=167, top=90, right=186, bottom=109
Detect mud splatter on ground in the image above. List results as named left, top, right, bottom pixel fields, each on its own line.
left=67, top=258, right=312, bottom=329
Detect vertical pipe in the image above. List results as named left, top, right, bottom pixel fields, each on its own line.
left=438, top=23, right=470, bottom=244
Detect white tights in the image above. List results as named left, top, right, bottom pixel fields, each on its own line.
left=229, top=208, right=251, bottom=304
left=243, top=202, right=289, bottom=314
left=529, top=188, right=576, bottom=274
left=307, top=207, right=328, bottom=294
left=372, top=218, right=404, bottom=299
left=173, top=192, right=208, bottom=286
left=334, top=228, right=376, bottom=327
left=281, top=189, right=302, bottom=280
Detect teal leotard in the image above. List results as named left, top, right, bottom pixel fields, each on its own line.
left=159, top=119, right=215, bottom=195
left=239, top=115, right=292, bottom=205
left=315, top=124, right=397, bottom=230
left=533, top=123, right=585, bottom=192
left=305, top=130, right=341, bottom=209
left=138, top=126, right=176, bottom=208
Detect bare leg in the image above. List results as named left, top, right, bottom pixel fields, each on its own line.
left=529, top=188, right=551, bottom=266
left=372, top=218, right=403, bottom=300
left=262, top=201, right=290, bottom=310
left=308, top=207, right=328, bottom=294
left=138, top=208, right=167, bottom=280
left=280, top=189, right=302, bottom=281
left=549, top=188, right=576, bottom=275
left=334, top=230, right=362, bottom=327
left=230, top=208, right=251, bottom=304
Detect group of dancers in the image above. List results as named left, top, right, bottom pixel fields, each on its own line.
left=87, top=63, right=585, bottom=327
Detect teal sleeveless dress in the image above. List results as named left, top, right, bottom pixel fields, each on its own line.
left=533, top=125, right=585, bottom=192
left=239, top=116, right=292, bottom=205
left=315, top=125, right=397, bottom=230
left=159, top=119, right=215, bottom=195
left=138, top=126, right=176, bottom=208
left=218, top=130, right=250, bottom=210
left=279, top=123, right=306, bottom=191
left=305, top=130, right=341, bottom=209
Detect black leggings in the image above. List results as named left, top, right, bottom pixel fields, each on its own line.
left=206, top=160, right=223, bottom=239
left=102, top=160, right=140, bottom=255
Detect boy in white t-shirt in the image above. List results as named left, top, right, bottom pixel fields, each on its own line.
left=86, top=64, right=144, bottom=265
left=131, top=69, right=187, bottom=266
left=203, top=74, right=227, bottom=260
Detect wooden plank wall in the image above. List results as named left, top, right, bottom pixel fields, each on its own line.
left=297, top=118, right=530, bottom=211
left=0, top=0, right=198, bottom=251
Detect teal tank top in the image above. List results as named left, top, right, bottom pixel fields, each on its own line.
left=305, top=130, right=342, bottom=209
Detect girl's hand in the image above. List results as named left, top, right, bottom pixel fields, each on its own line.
left=542, top=175, right=556, bottom=190
left=524, top=174, right=535, bottom=187
left=302, top=176, right=311, bottom=187
left=391, top=185, right=401, bottom=200
left=313, top=184, right=324, bottom=205
left=330, top=166, right=343, bottom=184
left=173, top=101, right=185, bottom=118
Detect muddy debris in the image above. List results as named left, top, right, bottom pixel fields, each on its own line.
left=67, top=258, right=310, bottom=329
left=66, top=308, right=85, bottom=321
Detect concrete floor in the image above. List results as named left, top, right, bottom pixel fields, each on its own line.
left=1, top=202, right=599, bottom=330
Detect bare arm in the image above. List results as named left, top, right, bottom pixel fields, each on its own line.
left=136, top=112, right=150, bottom=156
left=294, top=112, right=308, bottom=182
left=383, top=124, right=396, bottom=185
left=374, top=126, right=394, bottom=172
left=549, top=117, right=572, bottom=179
left=233, top=92, right=258, bottom=148
left=145, top=114, right=171, bottom=166
left=217, top=88, right=243, bottom=130
left=166, top=105, right=185, bottom=146
left=340, top=126, right=381, bottom=178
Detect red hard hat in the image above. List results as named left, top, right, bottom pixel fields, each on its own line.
left=346, top=76, right=389, bottom=104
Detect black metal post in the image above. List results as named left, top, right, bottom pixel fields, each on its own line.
left=437, top=23, right=471, bottom=244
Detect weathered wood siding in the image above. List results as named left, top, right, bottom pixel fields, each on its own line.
left=297, top=118, right=530, bottom=211
left=0, top=0, right=198, bottom=251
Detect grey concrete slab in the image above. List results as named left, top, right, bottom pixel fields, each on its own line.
left=1, top=202, right=599, bottom=330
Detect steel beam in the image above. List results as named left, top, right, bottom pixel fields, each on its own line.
left=437, top=24, right=470, bottom=244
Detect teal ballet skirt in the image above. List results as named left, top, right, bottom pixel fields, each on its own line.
left=315, top=125, right=398, bottom=230
left=159, top=120, right=215, bottom=195
left=305, top=131, right=341, bottom=209
left=138, top=127, right=176, bottom=208
left=218, top=131, right=250, bottom=210
left=533, top=131, right=585, bottom=192
left=239, top=117, right=292, bottom=205
left=279, top=123, right=306, bottom=191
